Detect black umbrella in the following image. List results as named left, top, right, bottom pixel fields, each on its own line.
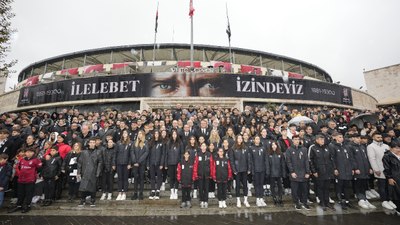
left=349, top=113, right=378, bottom=129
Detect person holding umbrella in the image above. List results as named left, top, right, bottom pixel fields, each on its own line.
left=383, top=141, right=400, bottom=214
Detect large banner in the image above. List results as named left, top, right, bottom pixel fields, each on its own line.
left=18, top=73, right=353, bottom=107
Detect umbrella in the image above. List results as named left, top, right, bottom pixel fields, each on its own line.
left=349, top=113, right=378, bottom=129
left=288, top=116, right=313, bottom=126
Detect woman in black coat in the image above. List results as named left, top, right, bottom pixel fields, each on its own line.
left=383, top=141, right=400, bottom=213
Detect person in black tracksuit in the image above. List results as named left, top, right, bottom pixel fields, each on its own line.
left=222, top=138, right=233, bottom=196
left=249, top=136, right=268, bottom=207
left=286, top=136, right=311, bottom=210
left=147, top=130, right=165, bottom=200
left=114, top=130, right=132, bottom=200
left=101, top=139, right=115, bottom=200
left=208, top=142, right=217, bottom=199
left=383, top=141, right=400, bottom=213
left=165, top=129, right=183, bottom=199
left=310, top=134, right=335, bottom=211
left=41, top=148, right=62, bottom=206
left=348, top=133, right=375, bottom=209
left=229, top=135, right=251, bottom=208
left=329, top=132, right=355, bottom=209
left=185, top=136, right=199, bottom=198
left=177, top=150, right=197, bottom=208
left=62, top=142, right=81, bottom=201
left=130, top=130, right=149, bottom=200
left=212, top=147, right=233, bottom=208
left=194, top=142, right=214, bottom=208
left=267, top=141, right=287, bottom=207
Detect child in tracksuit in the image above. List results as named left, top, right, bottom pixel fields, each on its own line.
left=0, top=153, right=12, bottom=208
left=41, top=148, right=62, bottom=206
left=195, top=143, right=214, bottom=208
left=9, top=149, right=42, bottom=213
left=177, top=150, right=197, bottom=208
left=266, top=141, right=287, bottom=207
left=250, top=136, right=268, bottom=207
left=212, top=147, right=232, bottom=208
left=101, top=139, right=115, bottom=201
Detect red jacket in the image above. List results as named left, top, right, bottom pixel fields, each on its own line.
left=56, top=143, right=72, bottom=159
left=177, top=159, right=198, bottom=187
left=17, top=157, right=42, bottom=183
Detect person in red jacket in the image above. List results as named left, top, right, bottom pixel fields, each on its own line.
left=8, top=148, right=42, bottom=213
left=56, top=134, right=72, bottom=159
left=55, top=133, right=71, bottom=200
left=177, top=150, right=197, bottom=208
left=212, top=147, right=232, bottom=208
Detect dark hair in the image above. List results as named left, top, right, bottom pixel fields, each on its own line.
left=0, top=153, right=9, bottom=160
left=268, top=141, right=282, bottom=155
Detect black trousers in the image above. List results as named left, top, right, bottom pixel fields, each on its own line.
left=316, top=179, right=331, bottom=207
left=102, top=170, right=114, bottom=193
left=44, top=178, right=56, bottom=200
left=81, top=191, right=96, bottom=202
left=283, top=177, right=291, bottom=189
left=270, top=177, right=283, bottom=199
left=168, top=165, right=178, bottom=189
left=182, top=187, right=192, bottom=202
left=291, top=181, right=308, bottom=204
left=55, top=173, right=65, bottom=199
left=217, top=182, right=227, bottom=201
left=235, top=172, right=248, bottom=197
left=117, top=164, right=129, bottom=192
left=253, top=172, right=265, bottom=198
left=377, top=178, right=389, bottom=201
left=209, top=179, right=216, bottom=192
left=354, top=178, right=368, bottom=200
left=335, top=179, right=352, bottom=201
left=17, top=182, right=35, bottom=208
left=198, top=176, right=210, bottom=202
left=68, top=181, right=80, bottom=198
left=149, top=165, right=163, bottom=190
left=133, top=164, right=146, bottom=193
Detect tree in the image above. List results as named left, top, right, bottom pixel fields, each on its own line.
left=0, top=0, right=17, bottom=78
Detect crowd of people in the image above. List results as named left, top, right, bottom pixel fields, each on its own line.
left=0, top=104, right=399, bottom=215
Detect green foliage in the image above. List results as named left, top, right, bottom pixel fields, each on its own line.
left=0, top=0, right=17, bottom=78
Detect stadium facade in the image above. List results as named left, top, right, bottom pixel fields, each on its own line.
left=0, top=43, right=377, bottom=113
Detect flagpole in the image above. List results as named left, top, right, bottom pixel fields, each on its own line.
left=190, top=12, right=194, bottom=68
left=226, top=3, right=232, bottom=68
left=152, top=2, right=159, bottom=67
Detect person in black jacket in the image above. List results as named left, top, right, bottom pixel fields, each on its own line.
left=131, top=130, right=149, bottom=200
left=100, top=139, right=115, bottom=201
left=348, top=133, right=376, bottom=209
left=147, top=130, right=165, bottom=200
left=329, top=132, right=354, bottom=210
left=229, top=135, right=251, bottom=208
left=41, top=148, right=62, bottom=206
left=267, top=141, right=287, bottom=207
left=250, top=136, right=267, bottom=207
left=62, top=142, right=81, bottom=201
left=185, top=135, right=199, bottom=198
left=113, top=130, right=132, bottom=201
left=177, top=150, right=197, bottom=208
left=194, top=142, right=214, bottom=208
left=0, top=153, right=12, bottom=208
left=383, top=141, right=400, bottom=214
left=212, top=147, right=232, bottom=208
left=310, top=135, right=335, bottom=211
left=165, top=129, right=183, bottom=200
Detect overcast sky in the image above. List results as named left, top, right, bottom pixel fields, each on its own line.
left=5, top=0, right=400, bottom=91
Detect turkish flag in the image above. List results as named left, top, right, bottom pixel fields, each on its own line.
left=24, top=75, right=39, bottom=87
left=189, top=0, right=195, bottom=17
left=112, top=63, right=130, bottom=70
left=60, top=68, right=79, bottom=75
left=241, top=65, right=262, bottom=75
left=83, top=64, right=104, bottom=73
left=288, top=72, right=304, bottom=79
left=213, top=62, right=232, bottom=72
left=177, top=61, right=201, bottom=68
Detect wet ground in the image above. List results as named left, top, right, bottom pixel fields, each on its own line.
left=0, top=211, right=399, bottom=225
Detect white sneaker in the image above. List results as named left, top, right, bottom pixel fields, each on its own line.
left=208, top=192, right=212, bottom=199
left=222, top=201, right=227, bottom=208
left=128, top=178, right=132, bottom=184
left=173, top=189, right=178, bottom=199
left=193, top=189, right=197, bottom=199
left=107, top=193, right=112, bottom=200
left=244, top=197, right=250, bottom=208
left=316, top=197, right=320, bottom=204
left=236, top=197, right=241, bottom=208
left=370, top=189, right=380, bottom=198
left=116, top=193, right=122, bottom=201
left=160, top=182, right=165, bottom=191
left=260, top=198, right=267, bottom=207
left=358, top=200, right=369, bottom=209
left=121, top=193, right=126, bottom=200
left=210, top=192, right=215, bottom=199
left=256, top=198, right=262, bottom=207
left=365, top=190, right=374, bottom=199
left=204, top=202, right=208, bottom=208
left=247, top=190, right=252, bottom=197
left=366, top=200, right=376, bottom=209
left=382, top=201, right=394, bottom=210
left=329, top=197, right=335, bottom=204
left=170, top=189, right=174, bottom=199
left=309, top=189, right=315, bottom=195
left=219, top=201, right=223, bottom=208
left=389, top=201, right=397, bottom=209
left=100, top=193, right=106, bottom=200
